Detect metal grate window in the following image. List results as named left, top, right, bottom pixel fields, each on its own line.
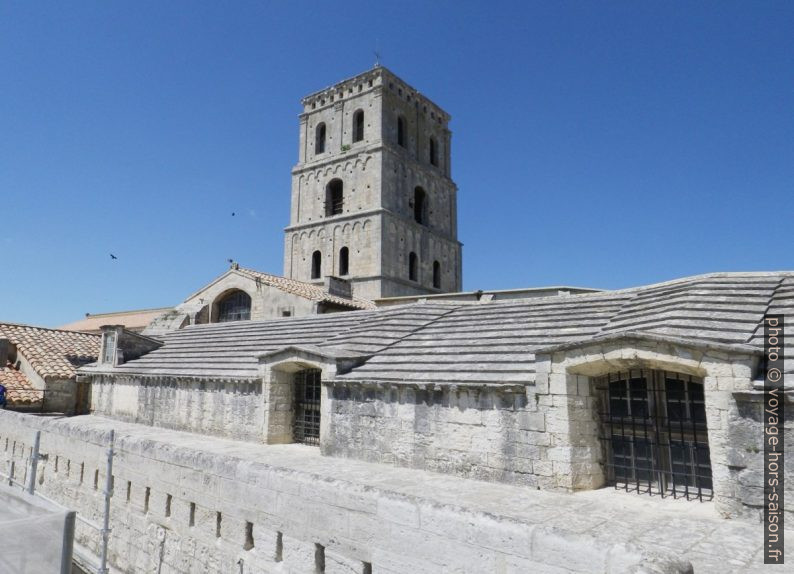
left=293, top=369, right=321, bottom=446
left=597, top=369, right=713, bottom=501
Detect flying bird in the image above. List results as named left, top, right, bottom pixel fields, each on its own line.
left=231, top=212, right=236, bottom=216
left=110, top=254, right=118, bottom=260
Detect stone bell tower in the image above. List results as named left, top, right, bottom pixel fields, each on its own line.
left=283, top=66, right=462, bottom=300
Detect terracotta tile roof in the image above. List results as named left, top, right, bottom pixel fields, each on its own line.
left=235, top=267, right=376, bottom=310
left=0, top=364, right=42, bottom=405
left=59, top=307, right=172, bottom=334
left=0, top=323, right=100, bottom=381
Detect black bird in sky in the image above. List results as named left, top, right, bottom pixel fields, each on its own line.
left=110, top=253, right=118, bottom=260
left=231, top=212, right=236, bottom=216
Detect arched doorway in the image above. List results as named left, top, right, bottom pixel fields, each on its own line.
left=597, top=369, right=712, bottom=500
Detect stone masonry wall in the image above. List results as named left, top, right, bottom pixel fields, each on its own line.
left=325, top=382, right=562, bottom=489
left=0, top=410, right=688, bottom=574
left=91, top=375, right=263, bottom=442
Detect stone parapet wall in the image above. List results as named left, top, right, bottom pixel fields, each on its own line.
left=326, top=382, right=559, bottom=489
left=0, top=411, right=689, bottom=574
left=90, top=375, right=263, bottom=442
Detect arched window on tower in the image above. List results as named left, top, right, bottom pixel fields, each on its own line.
left=413, top=187, right=427, bottom=225
left=325, top=179, right=344, bottom=216
left=217, top=290, right=252, bottom=323
left=429, top=136, right=438, bottom=166
left=397, top=116, right=406, bottom=147
left=311, top=251, right=322, bottom=280
left=338, top=247, right=349, bottom=276
left=352, top=110, right=364, bottom=143
left=433, top=261, right=441, bottom=289
left=408, top=252, right=418, bottom=282
left=315, top=123, right=326, bottom=154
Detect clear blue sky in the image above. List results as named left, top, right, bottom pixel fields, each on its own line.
left=1, top=1, right=792, bottom=327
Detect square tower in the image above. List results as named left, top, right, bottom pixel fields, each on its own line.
left=283, top=66, right=462, bottom=299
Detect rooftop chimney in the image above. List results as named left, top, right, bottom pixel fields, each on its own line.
left=324, top=276, right=352, bottom=299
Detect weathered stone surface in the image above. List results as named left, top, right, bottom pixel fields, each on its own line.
left=2, top=411, right=790, bottom=574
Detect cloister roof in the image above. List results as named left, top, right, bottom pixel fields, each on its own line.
left=81, top=272, right=794, bottom=384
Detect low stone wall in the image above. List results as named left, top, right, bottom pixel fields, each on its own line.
left=90, top=375, right=263, bottom=442
left=727, top=390, right=794, bottom=519
left=326, top=382, right=562, bottom=489
left=0, top=411, right=689, bottom=574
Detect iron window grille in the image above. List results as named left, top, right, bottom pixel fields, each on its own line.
left=596, top=369, right=713, bottom=501
left=293, top=369, right=322, bottom=446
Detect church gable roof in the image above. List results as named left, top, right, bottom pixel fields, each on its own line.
left=234, top=267, right=375, bottom=310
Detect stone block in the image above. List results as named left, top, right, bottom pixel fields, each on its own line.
left=377, top=496, right=420, bottom=528
left=325, top=549, right=369, bottom=574
left=517, top=411, right=545, bottom=432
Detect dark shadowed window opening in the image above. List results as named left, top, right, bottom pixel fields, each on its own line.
left=293, top=369, right=322, bottom=446
left=597, top=369, right=712, bottom=501
left=325, top=179, right=344, bottom=216
left=311, top=251, right=322, bottom=280
left=429, top=136, right=438, bottom=166
left=433, top=260, right=441, bottom=289
left=353, top=110, right=364, bottom=142
left=413, top=187, right=427, bottom=224
left=315, top=123, right=326, bottom=154
left=408, top=252, right=418, bottom=281
left=397, top=116, right=406, bottom=147
left=339, top=247, right=349, bottom=276
left=218, top=291, right=251, bottom=322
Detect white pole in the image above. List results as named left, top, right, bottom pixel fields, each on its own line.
left=98, top=430, right=115, bottom=574
left=26, top=430, right=41, bottom=495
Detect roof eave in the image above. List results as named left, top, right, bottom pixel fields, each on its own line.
left=534, top=331, right=762, bottom=356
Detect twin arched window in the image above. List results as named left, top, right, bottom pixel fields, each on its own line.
left=353, top=110, right=364, bottom=143
left=315, top=123, right=326, bottom=154
left=311, top=251, right=322, bottom=280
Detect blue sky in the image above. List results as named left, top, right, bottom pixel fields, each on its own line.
left=1, top=1, right=792, bottom=327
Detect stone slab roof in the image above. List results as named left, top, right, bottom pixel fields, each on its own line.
left=235, top=267, right=375, bottom=310
left=0, top=323, right=101, bottom=381
left=84, top=272, right=793, bottom=384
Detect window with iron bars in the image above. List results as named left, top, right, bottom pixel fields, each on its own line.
left=596, top=369, right=712, bottom=501
left=293, top=369, right=321, bottom=446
